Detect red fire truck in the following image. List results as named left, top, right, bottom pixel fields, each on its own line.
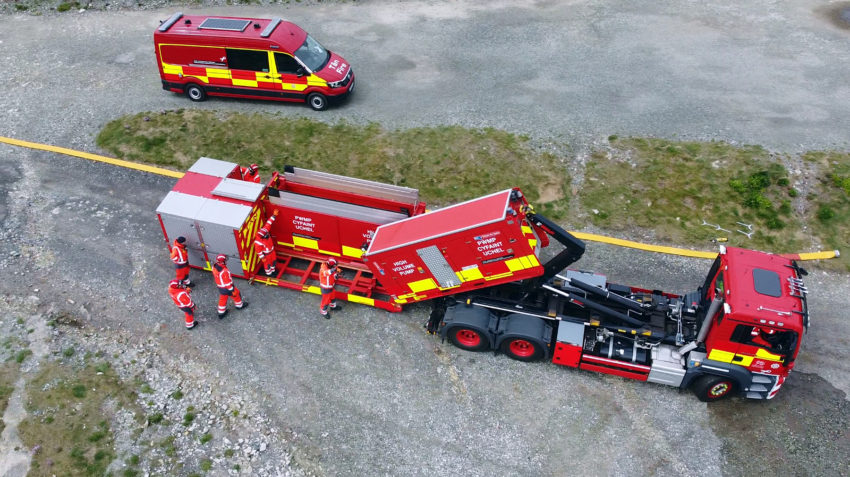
left=154, top=13, right=355, bottom=110
left=156, top=158, right=809, bottom=402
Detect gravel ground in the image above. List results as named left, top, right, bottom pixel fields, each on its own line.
left=1, top=1, right=849, bottom=476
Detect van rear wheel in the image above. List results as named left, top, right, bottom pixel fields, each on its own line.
left=307, top=93, right=328, bottom=111
left=185, top=84, right=206, bottom=102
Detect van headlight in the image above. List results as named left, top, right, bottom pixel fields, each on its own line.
left=328, top=80, right=343, bottom=88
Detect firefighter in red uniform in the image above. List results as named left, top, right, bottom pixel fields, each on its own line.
left=212, top=254, right=248, bottom=318
left=241, top=163, right=261, bottom=183
left=168, top=279, right=197, bottom=329
left=253, top=210, right=279, bottom=276
left=319, top=258, right=340, bottom=318
left=170, top=236, right=192, bottom=287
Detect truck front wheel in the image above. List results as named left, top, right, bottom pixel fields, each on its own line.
left=500, top=337, right=544, bottom=362
left=692, top=375, right=737, bottom=402
left=185, top=84, right=206, bottom=102
left=447, top=327, right=489, bottom=352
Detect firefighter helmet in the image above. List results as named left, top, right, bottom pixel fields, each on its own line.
left=169, top=279, right=182, bottom=288
left=176, top=236, right=186, bottom=245
left=249, top=163, right=259, bottom=173
left=216, top=254, right=227, bottom=264
left=328, top=258, right=338, bottom=268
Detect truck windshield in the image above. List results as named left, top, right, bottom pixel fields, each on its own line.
left=294, top=34, right=330, bottom=72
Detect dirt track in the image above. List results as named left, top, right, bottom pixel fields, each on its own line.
left=1, top=2, right=849, bottom=476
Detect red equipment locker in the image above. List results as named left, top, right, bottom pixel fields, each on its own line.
left=363, top=189, right=543, bottom=304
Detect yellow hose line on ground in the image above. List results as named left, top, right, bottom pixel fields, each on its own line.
left=569, top=232, right=838, bottom=261
left=570, top=231, right=720, bottom=259
left=0, top=135, right=185, bottom=179
left=0, top=135, right=838, bottom=261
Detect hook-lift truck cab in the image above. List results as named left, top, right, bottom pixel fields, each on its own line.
left=156, top=158, right=809, bottom=402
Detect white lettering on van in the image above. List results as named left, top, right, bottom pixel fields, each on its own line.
left=392, top=259, right=416, bottom=276
left=328, top=59, right=347, bottom=75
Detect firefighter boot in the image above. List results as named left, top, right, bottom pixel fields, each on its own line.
left=186, top=321, right=196, bottom=330
left=218, top=310, right=229, bottom=319
left=236, top=302, right=249, bottom=310
left=321, top=306, right=331, bottom=319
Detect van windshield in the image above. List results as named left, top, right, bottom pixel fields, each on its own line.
left=294, top=34, right=330, bottom=72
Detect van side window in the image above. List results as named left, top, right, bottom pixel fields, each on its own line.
left=274, top=53, right=302, bottom=74
left=226, top=49, right=269, bottom=72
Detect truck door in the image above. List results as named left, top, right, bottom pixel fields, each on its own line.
left=224, top=48, right=275, bottom=94
left=272, top=52, right=310, bottom=100
left=727, top=323, right=796, bottom=371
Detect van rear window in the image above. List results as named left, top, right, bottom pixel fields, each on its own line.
left=226, top=49, right=269, bottom=72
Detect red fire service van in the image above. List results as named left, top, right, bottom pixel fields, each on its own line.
left=154, top=12, right=355, bottom=110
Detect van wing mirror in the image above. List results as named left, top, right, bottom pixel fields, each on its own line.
left=296, top=67, right=307, bottom=77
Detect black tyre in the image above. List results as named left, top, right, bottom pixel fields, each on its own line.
left=185, top=84, right=206, bottom=102
left=500, top=337, right=544, bottom=362
left=447, top=326, right=489, bottom=352
left=307, top=92, right=328, bottom=111
left=691, top=375, right=737, bottom=402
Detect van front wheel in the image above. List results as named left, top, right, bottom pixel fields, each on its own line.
left=185, top=84, right=206, bottom=102
left=307, top=93, right=327, bottom=111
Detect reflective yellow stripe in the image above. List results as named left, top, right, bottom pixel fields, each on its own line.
left=293, top=236, right=319, bottom=250
left=303, top=285, right=321, bottom=295
left=732, top=354, right=754, bottom=366
left=205, top=68, right=231, bottom=79
left=505, top=258, right=524, bottom=272
left=395, top=298, right=408, bottom=304
left=319, top=249, right=341, bottom=257
left=232, top=78, right=258, bottom=87
left=408, top=278, right=437, bottom=293
left=755, top=348, right=783, bottom=362
left=459, top=267, right=484, bottom=282
left=521, top=225, right=533, bottom=234
left=526, top=254, right=540, bottom=267
left=528, top=239, right=537, bottom=248
left=346, top=295, right=375, bottom=306
left=163, top=64, right=183, bottom=75
left=277, top=241, right=294, bottom=247
left=342, top=245, right=363, bottom=258
left=708, top=349, right=735, bottom=363
left=485, top=272, right=513, bottom=281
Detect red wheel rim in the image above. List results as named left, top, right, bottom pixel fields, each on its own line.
left=455, top=329, right=481, bottom=347
left=508, top=339, right=536, bottom=358
left=709, top=382, right=731, bottom=398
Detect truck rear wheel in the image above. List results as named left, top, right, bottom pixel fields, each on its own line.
left=185, top=84, right=206, bottom=102
left=692, top=375, right=737, bottom=402
left=500, top=337, right=544, bottom=362
left=447, top=326, right=489, bottom=352
left=307, top=92, right=328, bottom=111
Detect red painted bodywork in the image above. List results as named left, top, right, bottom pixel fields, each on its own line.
left=154, top=14, right=354, bottom=105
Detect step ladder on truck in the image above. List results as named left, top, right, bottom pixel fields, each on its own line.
left=156, top=157, right=809, bottom=402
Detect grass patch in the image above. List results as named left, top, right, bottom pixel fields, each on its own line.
left=17, top=361, right=141, bottom=477
left=15, top=348, right=33, bottom=364
left=96, top=111, right=572, bottom=218
left=200, top=432, right=212, bottom=444
left=0, top=363, right=20, bottom=435
left=802, top=151, right=850, bottom=271
left=170, top=389, right=183, bottom=400
left=582, top=138, right=809, bottom=253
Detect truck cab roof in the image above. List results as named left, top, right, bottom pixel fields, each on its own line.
left=721, top=247, right=806, bottom=334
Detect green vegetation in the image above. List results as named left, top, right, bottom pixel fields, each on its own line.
left=96, top=111, right=572, bottom=217
left=170, top=389, right=184, bottom=400
left=200, top=432, right=212, bottom=444
left=582, top=138, right=807, bottom=253
left=97, top=113, right=850, bottom=270
left=802, top=151, right=850, bottom=270
left=15, top=348, right=33, bottom=363
left=18, top=361, right=141, bottom=477
left=0, top=363, right=19, bottom=435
